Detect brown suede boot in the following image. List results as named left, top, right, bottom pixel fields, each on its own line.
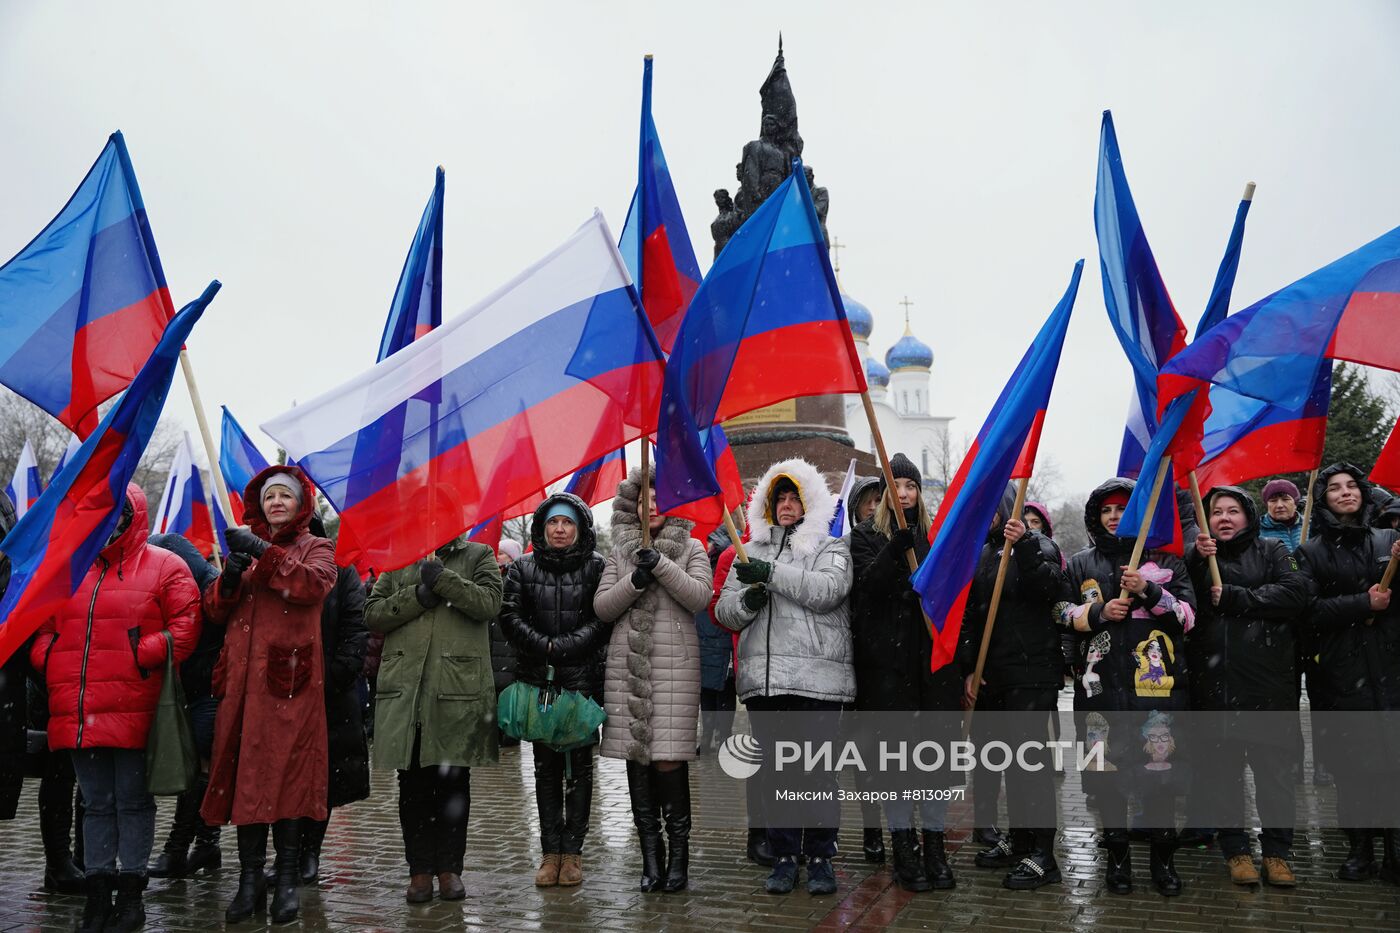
left=557, top=854, right=583, bottom=887
left=1262, top=856, right=1297, bottom=887
left=1227, top=854, right=1260, bottom=885
left=405, top=873, right=434, bottom=903
left=534, top=854, right=561, bottom=887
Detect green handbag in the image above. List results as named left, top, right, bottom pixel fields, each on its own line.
left=145, top=631, right=198, bottom=796
left=497, top=664, right=606, bottom=751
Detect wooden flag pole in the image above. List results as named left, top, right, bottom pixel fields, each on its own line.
left=179, top=349, right=230, bottom=572
left=859, top=389, right=935, bottom=637
left=1299, top=468, right=1319, bottom=542
left=965, top=477, right=1030, bottom=723
left=1188, top=471, right=1222, bottom=588
left=1119, top=456, right=1173, bottom=600
left=638, top=442, right=652, bottom=548
left=721, top=507, right=749, bottom=564
left=1380, top=557, right=1398, bottom=593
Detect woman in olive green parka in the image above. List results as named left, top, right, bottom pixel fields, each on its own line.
left=365, top=534, right=503, bottom=903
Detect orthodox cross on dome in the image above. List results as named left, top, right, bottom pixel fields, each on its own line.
left=830, top=236, right=845, bottom=276
left=899, top=295, right=914, bottom=331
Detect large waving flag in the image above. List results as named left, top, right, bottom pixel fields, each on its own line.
left=663, top=425, right=745, bottom=533
left=5, top=441, right=42, bottom=521
left=617, top=56, right=702, bottom=354
left=914, top=262, right=1082, bottom=673
left=1162, top=225, right=1400, bottom=412
left=1192, top=363, right=1332, bottom=491
left=152, top=432, right=216, bottom=557
left=261, top=212, right=665, bottom=573
left=219, top=406, right=271, bottom=521
left=0, top=282, right=219, bottom=666
left=378, top=167, right=444, bottom=362
left=564, top=446, right=627, bottom=506
left=1371, top=416, right=1400, bottom=495
left=655, top=162, right=865, bottom=516
left=0, top=133, right=176, bottom=437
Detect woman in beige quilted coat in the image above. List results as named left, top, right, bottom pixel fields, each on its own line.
left=595, top=467, right=711, bottom=895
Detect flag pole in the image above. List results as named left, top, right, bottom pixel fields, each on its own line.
left=1187, top=471, right=1222, bottom=587
left=860, top=390, right=935, bottom=638
left=179, top=350, right=231, bottom=570
left=1119, top=456, right=1173, bottom=600
left=1300, top=468, right=1319, bottom=542
left=965, top=476, right=1030, bottom=725
left=639, top=442, right=652, bottom=548
left=721, top=507, right=749, bottom=563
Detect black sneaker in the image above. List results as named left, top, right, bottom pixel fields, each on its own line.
left=806, top=857, right=837, bottom=895
left=765, top=856, right=798, bottom=895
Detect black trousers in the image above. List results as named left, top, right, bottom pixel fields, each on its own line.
left=396, top=732, right=470, bottom=875
left=533, top=743, right=593, bottom=855
left=972, top=686, right=1058, bottom=846
left=700, top=677, right=737, bottom=748
left=1209, top=738, right=1296, bottom=859
left=748, top=694, right=841, bottom=859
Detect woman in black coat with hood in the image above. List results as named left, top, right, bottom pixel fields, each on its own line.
left=1061, top=477, right=1196, bottom=896
left=1186, top=486, right=1308, bottom=887
left=1295, top=463, right=1400, bottom=884
left=499, top=492, right=609, bottom=889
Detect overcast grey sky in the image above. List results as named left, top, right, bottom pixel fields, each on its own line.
left=4, top=1, right=1400, bottom=505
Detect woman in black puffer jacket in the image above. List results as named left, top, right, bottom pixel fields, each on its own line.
left=1295, top=463, right=1400, bottom=884
left=499, top=492, right=609, bottom=889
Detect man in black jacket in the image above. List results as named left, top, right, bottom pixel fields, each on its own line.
left=1187, top=486, right=1308, bottom=887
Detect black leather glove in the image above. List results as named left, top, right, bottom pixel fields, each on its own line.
left=631, top=566, right=655, bottom=589
left=634, top=548, right=660, bottom=571
left=735, top=558, right=772, bottom=585
left=219, top=552, right=253, bottom=595
left=415, top=583, right=444, bottom=609
left=419, top=558, right=445, bottom=590
left=742, top=584, right=769, bottom=612
left=224, top=526, right=270, bottom=557
left=889, top=526, right=917, bottom=555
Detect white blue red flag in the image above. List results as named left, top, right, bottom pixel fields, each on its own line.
left=5, top=441, right=42, bottom=521
left=829, top=458, right=858, bottom=536
left=153, top=432, right=217, bottom=558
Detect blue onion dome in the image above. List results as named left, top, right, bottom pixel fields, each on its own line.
left=885, top=321, right=933, bottom=372
left=864, top=355, right=890, bottom=387
left=841, top=292, right=874, bottom=340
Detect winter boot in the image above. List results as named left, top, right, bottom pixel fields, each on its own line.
left=1380, top=829, right=1400, bottom=885
left=862, top=827, right=886, bottom=863
left=1104, top=830, right=1132, bottom=895
left=655, top=764, right=691, bottom=893
left=1004, top=831, right=1061, bottom=890
left=1149, top=833, right=1183, bottom=897
left=269, top=819, right=301, bottom=924
left=105, top=872, right=147, bottom=933
left=225, top=824, right=268, bottom=923
left=921, top=830, right=956, bottom=890
left=1339, top=828, right=1379, bottom=881
left=299, top=817, right=328, bottom=885
left=626, top=761, right=665, bottom=893
left=888, top=829, right=931, bottom=892
left=747, top=827, right=775, bottom=866
left=975, top=827, right=1031, bottom=869
left=764, top=855, right=799, bottom=894
left=75, top=871, right=115, bottom=933
left=148, top=785, right=200, bottom=878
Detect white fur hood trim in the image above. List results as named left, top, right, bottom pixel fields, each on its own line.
left=745, top=458, right=839, bottom=558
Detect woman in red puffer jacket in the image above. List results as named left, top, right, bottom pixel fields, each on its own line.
left=30, top=483, right=202, bottom=932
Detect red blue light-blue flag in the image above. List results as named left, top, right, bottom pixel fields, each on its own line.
left=378, top=168, right=444, bottom=362
left=0, top=281, right=220, bottom=666
left=219, top=405, right=271, bottom=523
left=0, top=133, right=177, bottom=437
left=914, top=262, right=1083, bottom=673
left=565, top=447, right=627, bottom=507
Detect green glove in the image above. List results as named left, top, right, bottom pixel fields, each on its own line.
left=735, top=558, right=772, bottom=585
left=742, top=584, right=769, bottom=612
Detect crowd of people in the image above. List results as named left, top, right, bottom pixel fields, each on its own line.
left=2, top=454, right=1399, bottom=930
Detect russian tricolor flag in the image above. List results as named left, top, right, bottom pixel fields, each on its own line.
left=914, top=262, right=1083, bottom=673
left=53, top=435, right=81, bottom=479
left=261, top=212, right=665, bottom=573
left=153, top=432, right=217, bottom=558
left=5, top=441, right=42, bottom=521
left=0, top=133, right=176, bottom=437
left=0, top=282, right=219, bottom=667
left=378, top=167, right=444, bottom=362
left=565, top=447, right=627, bottom=507
left=618, top=56, right=701, bottom=355
left=219, top=405, right=271, bottom=522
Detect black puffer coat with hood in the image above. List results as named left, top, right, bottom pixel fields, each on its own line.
left=1295, top=463, right=1400, bottom=712
left=957, top=484, right=1072, bottom=690
left=1184, top=486, right=1308, bottom=712
left=499, top=492, right=609, bottom=699
left=1064, top=478, right=1197, bottom=714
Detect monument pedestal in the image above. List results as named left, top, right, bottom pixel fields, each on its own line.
left=727, top=394, right=878, bottom=489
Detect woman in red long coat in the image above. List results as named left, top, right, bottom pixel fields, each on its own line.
left=201, top=466, right=337, bottom=925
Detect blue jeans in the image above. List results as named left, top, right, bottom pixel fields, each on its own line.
left=885, top=794, right=949, bottom=834
left=188, top=696, right=218, bottom=761
left=71, top=748, right=155, bottom=875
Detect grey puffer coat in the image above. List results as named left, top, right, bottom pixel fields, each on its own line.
left=595, top=469, right=712, bottom=764
left=715, top=458, right=856, bottom=704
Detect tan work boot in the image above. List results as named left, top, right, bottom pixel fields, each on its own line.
left=557, top=854, right=583, bottom=887
left=1227, top=854, right=1261, bottom=885
left=535, top=854, right=561, bottom=887
left=1262, top=856, right=1297, bottom=887
left=406, top=873, right=434, bottom=903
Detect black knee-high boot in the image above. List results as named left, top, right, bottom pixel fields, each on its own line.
left=226, top=824, right=268, bottom=923
left=626, top=761, right=665, bottom=893
left=149, top=784, right=201, bottom=877
left=654, top=765, right=691, bottom=892
left=269, top=818, right=301, bottom=924
left=300, top=816, right=328, bottom=884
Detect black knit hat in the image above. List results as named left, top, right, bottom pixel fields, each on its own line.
left=889, top=453, right=922, bottom=487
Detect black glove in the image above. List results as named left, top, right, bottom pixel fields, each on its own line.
left=735, top=558, right=772, bottom=585
left=634, top=548, right=660, bottom=571
left=225, top=526, right=270, bottom=557
left=415, top=583, right=444, bottom=609
left=419, top=558, right=445, bottom=590
left=889, top=526, right=917, bottom=555
left=742, top=584, right=769, bottom=612
left=631, top=566, right=655, bottom=589
left=219, top=552, right=253, bottom=595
